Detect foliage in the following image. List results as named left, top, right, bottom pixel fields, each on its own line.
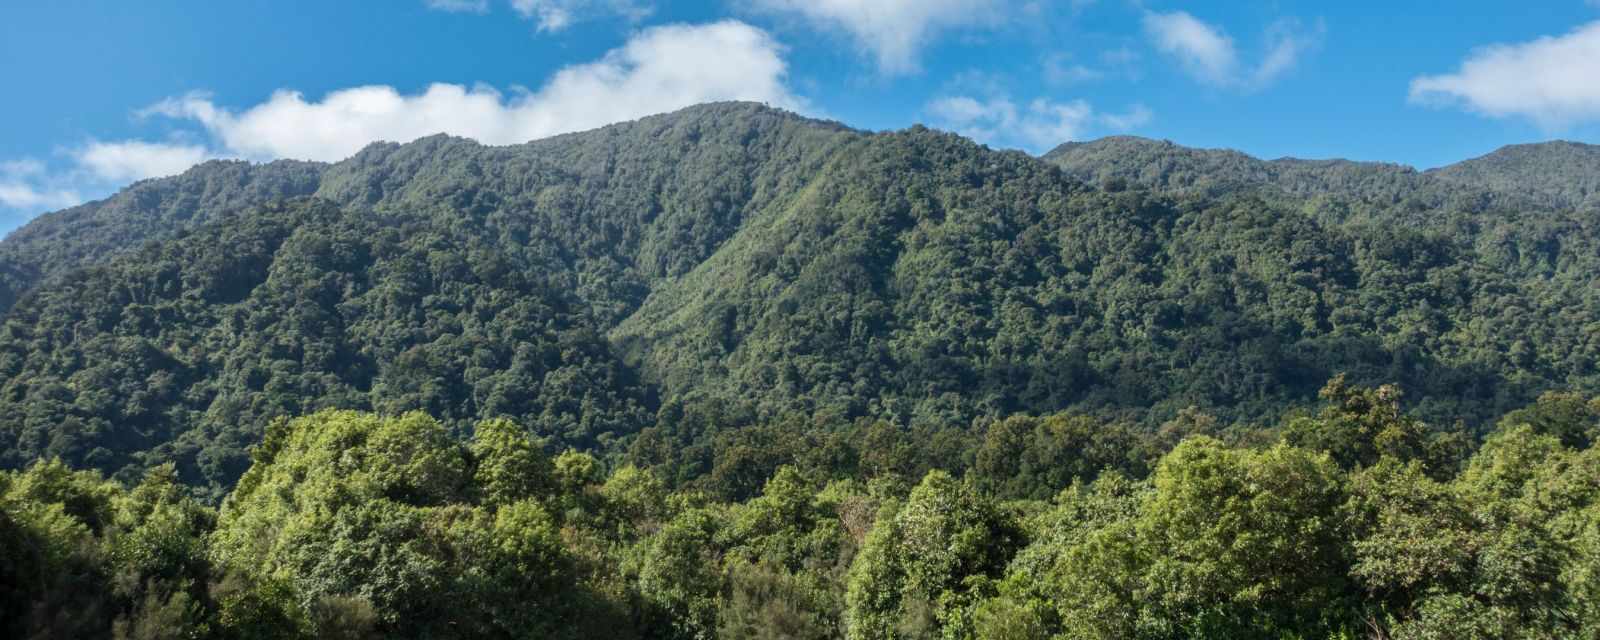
left=2, top=104, right=1598, bottom=494
left=2, top=386, right=1599, bottom=638
left=2, top=102, right=1600, bottom=638
left=1427, top=140, right=1600, bottom=212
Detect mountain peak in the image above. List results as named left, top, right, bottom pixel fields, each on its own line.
left=557, top=101, right=856, bottom=141
left=1043, top=135, right=1187, bottom=159
left=1429, top=139, right=1600, bottom=209
left=1440, top=139, right=1600, bottom=172
left=327, top=103, right=848, bottom=169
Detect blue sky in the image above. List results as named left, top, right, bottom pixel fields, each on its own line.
left=3, top=0, right=1599, bottom=232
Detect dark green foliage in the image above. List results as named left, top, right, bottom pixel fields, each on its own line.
left=1282, top=375, right=1449, bottom=472
left=844, top=470, right=1022, bottom=639
left=971, top=413, right=1150, bottom=500
left=209, top=410, right=606, bottom=639
left=3, top=386, right=1600, bottom=639
left=1043, top=135, right=1575, bottom=226
left=0, top=197, right=653, bottom=497
left=2, top=102, right=1600, bottom=638
left=0, top=460, right=215, bottom=640
left=1428, top=140, right=1600, bottom=211
left=2, top=104, right=1599, bottom=491
left=0, top=159, right=325, bottom=314
left=0, top=103, right=865, bottom=493
left=1493, top=391, right=1600, bottom=449
left=718, top=559, right=836, bottom=640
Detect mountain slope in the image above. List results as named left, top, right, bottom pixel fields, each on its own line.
left=1, top=103, right=1597, bottom=494
left=1428, top=140, right=1600, bottom=210
left=1041, top=135, right=1563, bottom=228
left=626, top=127, right=1599, bottom=427
left=0, top=159, right=325, bottom=312
left=0, top=103, right=861, bottom=493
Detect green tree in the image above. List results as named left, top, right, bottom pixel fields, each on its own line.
left=210, top=410, right=588, bottom=639
left=1283, top=376, right=1433, bottom=470
left=1136, top=438, right=1354, bottom=636
left=471, top=417, right=553, bottom=507
left=845, top=470, right=1021, bottom=639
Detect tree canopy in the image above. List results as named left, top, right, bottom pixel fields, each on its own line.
left=4, top=385, right=1600, bottom=638
left=2, top=102, right=1599, bottom=638
left=1, top=103, right=1596, bottom=495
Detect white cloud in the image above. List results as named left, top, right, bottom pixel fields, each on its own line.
left=0, top=183, right=81, bottom=211
left=752, top=0, right=1004, bottom=74
left=1102, top=46, right=1139, bottom=67
left=1099, top=104, right=1153, bottom=130
left=1043, top=53, right=1102, bottom=85
left=75, top=141, right=212, bottom=182
left=1142, top=11, right=1318, bottom=89
left=1254, top=19, right=1321, bottom=86
left=145, top=20, right=804, bottom=162
left=0, top=143, right=202, bottom=216
left=0, top=159, right=82, bottom=212
left=1143, top=11, right=1237, bottom=86
left=1409, top=21, right=1600, bottom=129
left=0, top=145, right=198, bottom=218
left=424, top=0, right=489, bottom=13
left=1, top=20, right=803, bottom=219
left=1, top=160, right=44, bottom=176
left=927, top=95, right=1151, bottom=151
left=509, top=0, right=651, bottom=32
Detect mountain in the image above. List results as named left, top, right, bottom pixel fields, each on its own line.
left=1, top=103, right=1597, bottom=496
left=1042, top=136, right=1430, bottom=198
left=1428, top=140, right=1600, bottom=211
left=1041, top=136, right=1574, bottom=227
left=0, top=103, right=861, bottom=492
left=0, top=159, right=325, bottom=312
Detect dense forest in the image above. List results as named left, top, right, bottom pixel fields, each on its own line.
left=1, top=102, right=1599, bottom=638
left=4, top=383, right=1599, bottom=638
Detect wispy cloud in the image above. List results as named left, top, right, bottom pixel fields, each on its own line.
left=927, top=95, right=1151, bottom=151
left=1142, top=11, right=1321, bottom=90
left=1255, top=19, right=1322, bottom=86
left=423, top=0, right=489, bottom=13
left=752, top=0, right=1006, bottom=75
left=0, top=140, right=211, bottom=219
left=508, top=0, right=651, bottom=32
left=1409, top=21, right=1600, bottom=129
left=1099, top=105, right=1154, bottom=130
left=1143, top=11, right=1237, bottom=86
left=0, top=159, right=82, bottom=212
left=1043, top=53, right=1103, bottom=85
left=0, top=184, right=81, bottom=212
left=422, top=0, right=650, bottom=32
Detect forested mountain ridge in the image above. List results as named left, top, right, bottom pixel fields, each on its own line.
left=0, top=104, right=856, bottom=318
left=0, top=102, right=1597, bottom=498
left=1041, top=135, right=1589, bottom=226
left=0, top=159, right=326, bottom=312
left=4, top=102, right=1600, bottom=640
left=0, top=103, right=866, bottom=492
left=1427, top=140, right=1600, bottom=211
left=616, top=126, right=1598, bottom=426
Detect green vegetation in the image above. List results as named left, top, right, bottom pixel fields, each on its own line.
left=4, top=384, right=1599, bottom=638
left=1428, top=140, right=1600, bottom=212
left=1, top=102, right=1599, bottom=637
left=0, top=159, right=324, bottom=313
left=2, top=104, right=1597, bottom=498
